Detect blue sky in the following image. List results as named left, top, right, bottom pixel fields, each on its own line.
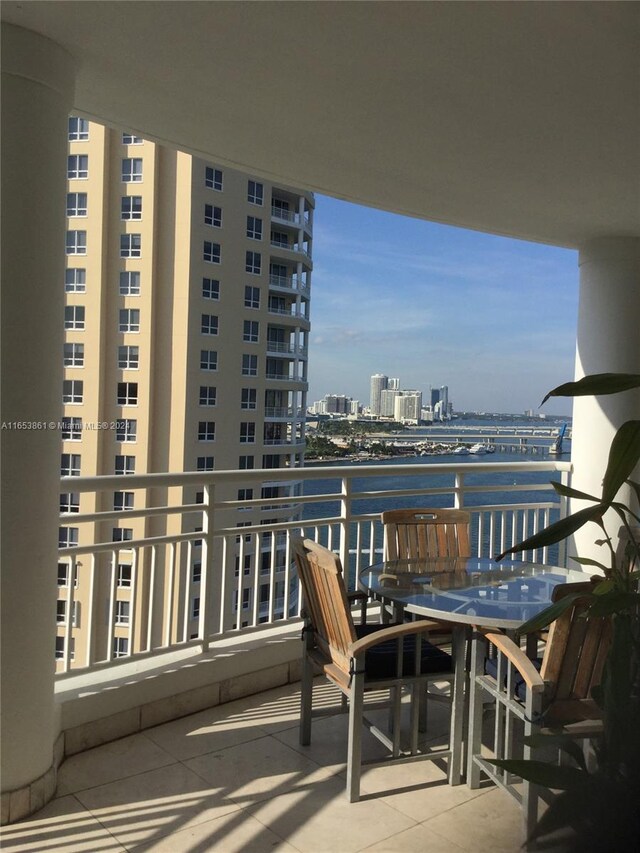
left=307, top=196, right=579, bottom=416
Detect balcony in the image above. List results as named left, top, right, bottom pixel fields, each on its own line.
left=268, top=273, right=310, bottom=294
left=4, top=678, right=521, bottom=852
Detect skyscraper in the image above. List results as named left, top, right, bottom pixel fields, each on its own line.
left=59, top=119, right=313, bottom=665
left=369, top=373, right=388, bottom=415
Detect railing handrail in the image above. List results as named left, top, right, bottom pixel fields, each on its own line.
left=61, top=460, right=571, bottom=492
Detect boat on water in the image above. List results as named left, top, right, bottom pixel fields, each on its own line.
left=469, top=443, right=487, bottom=454
left=452, top=445, right=470, bottom=455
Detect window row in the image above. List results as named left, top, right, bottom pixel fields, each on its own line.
left=201, top=244, right=263, bottom=275
left=67, top=156, right=144, bottom=182
left=67, top=195, right=144, bottom=220
left=60, top=454, right=136, bottom=476
left=63, top=307, right=141, bottom=332
left=60, top=417, right=137, bottom=442
left=64, top=272, right=224, bottom=299
left=56, top=635, right=129, bottom=661
left=63, top=381, right=139, bottom=405
left=68, top=117, right=143, bottom=146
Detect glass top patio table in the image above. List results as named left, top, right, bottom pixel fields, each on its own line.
left=359, top=557, right=588, bottom=630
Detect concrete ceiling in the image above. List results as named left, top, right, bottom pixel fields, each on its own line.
left=3, top=1, right=639, bottom=247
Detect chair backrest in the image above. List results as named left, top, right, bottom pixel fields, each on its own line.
left=290, top=535, right=356, bottom=674
left=541, top=585, right=611, bottom=704
left=382, top=507, right=471, bottom=560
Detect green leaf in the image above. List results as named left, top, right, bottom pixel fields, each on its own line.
left=590, top=578, right=615, bottom=595
left=523, top=733, right=588, bottom=771
left=552, top=481, right=601, bottom=503
left=571, top=555, right=610, bottom=573
left=516, top=592, right=586, bottom=636
left=488, top=758, right=586, bottom=789
left=602, top=421, right=640, bottom=504
left=541, top=373, right=640, bottom=406
left=626, top=478, right=640, bottom=506
left=588, top=590, right=640, bottom=617
left=495, top=505, right=604, bottom=560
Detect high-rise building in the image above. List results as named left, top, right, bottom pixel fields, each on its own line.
left=387, top=377, right=400, bottom=391
left=394, top=391, right=422, bottom=423
left=369, top=373, right=388, bottom=415
left=380, top=388, right=401, bottom=417
left=59, top=119, right=313, bottom=665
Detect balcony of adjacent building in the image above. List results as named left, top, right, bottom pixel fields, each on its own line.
left=267, top=295, right=310, bottom=329
left=271, top=189, right=313, bottom=236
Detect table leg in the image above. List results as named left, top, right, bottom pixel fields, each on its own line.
left=449, top=624, right=467, bottom=785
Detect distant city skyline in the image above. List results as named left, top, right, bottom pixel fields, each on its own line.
left=307, top=196, right=579, bottom=416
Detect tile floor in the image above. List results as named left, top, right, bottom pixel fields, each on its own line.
left=1, top=680, right=522, bottom=852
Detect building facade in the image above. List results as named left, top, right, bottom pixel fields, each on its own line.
left=369, top=373, right=388, bottom=415
left=58, top=119, right=313, bottom=667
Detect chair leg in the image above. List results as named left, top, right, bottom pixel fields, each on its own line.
left=467, top=630, right=485, bottom=788
left=299, top=641, right=314, bottom=746
left=347, top=670, right=364, bottom=802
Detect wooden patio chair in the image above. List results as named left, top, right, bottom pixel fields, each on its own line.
left=291, top=535, right=460, bottom=802
left=467, top=580, right=610, bottom=842
left=382, top=507, right=471, bottom=561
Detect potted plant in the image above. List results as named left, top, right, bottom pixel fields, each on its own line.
left=492, top=373, right=640, bottom=851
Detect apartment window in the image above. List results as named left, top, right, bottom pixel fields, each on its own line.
left=238, top=455, right=254, bottom=470
left=248, top=180, right=263, bottom=205
left=66, top=230, right=87, bottom=255
left=63, top=379, right=83, bottom=404
left=122, top=132, right=143, bottom=144
left=64, top=305, right=85, bottom=330
left=113, top=637, right=129, bottom=658
left=246, top=216, right=262, bottom=240
left=119, top=271, right=141, bottom=295
left=119, top=308, right=140, bottom=332
left=65, top=268, right=86, bottom=293
left=204, top=204, right=222, bottom=227
left=112, top=528, right=133, bottom=542
left=238, top=488, right=254, bottom=501
left=245, top=251, right=261, bottom=274
left=121, top=196, right=143, bottom=220
left=116, top=419, right=137, bottom=442
left=241, top=354, right=258, bottom=376
left=115, top=601, right=131, bottom=625
left=203, top=241, right=221, bottom=264
left=61, top=417, right=82, bottom=441
left=115, top=455, right=135, bottom=475
left=205, top=166, right=223, bottom=190
left=55, top=636, right=75, bottom=661
left=192, top=562, right=202, bottom=583
left=196, top=456, right=215, bottom=471
left=200, top=350, right=218, bottom=371
left=235, top=554, right=252, bottom=577
left=120, top=234, right=141, bottom=258
left=262, top=454, right=282, bottom=469
left=117, top=564, right=132, bottom=587
left=195, top=491, right=204, bottom=504
left=241, top=388, right=257, bottom=410
left=202, top=277, right=219, bottom=300
left=66, top=192, right=87, bottom=217
left=58, top=527, right=79, bottom=548
left=234, top=589, right=251, bottom=611
left=67, top=154, right=88, bottom=179
left=240, top=422, right=255, bottom=444
left=56, top=600, right=78, bottom=626
left=118, top=345, right=139, bottom=369
left=60, top=492, right=80, bottom=513
left=244, top=286, right=260, bottom=309
left=191, top=597, right=200, bottom=620
left=61, top=453, right=81, bottom=476
left=201, top=314, right=218, bottom=335
left=122, top=157, right=143, bottom=182
left=243, top=320, right=259, bottom=343
left=64, top=343, right=84, bottom=367
left=197, top=421, right=216, bottom=442
left=114, top=491, right=134, bottom=511
left=271, top=230, right=289, bottom=249
left=57, top=562, right=78, bottom=587
left=199, top=386, right=217, bottom=406
left=68, top=117, right=89, bottom=141
left=117, top=382, right=138, bottom=405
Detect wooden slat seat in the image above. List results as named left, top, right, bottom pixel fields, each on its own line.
left=382, top=507, right=471, bottom=561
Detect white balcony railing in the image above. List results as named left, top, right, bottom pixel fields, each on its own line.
left=56, top=460, right=571, bottom=676
left=268, top=273, right=309, bottom=293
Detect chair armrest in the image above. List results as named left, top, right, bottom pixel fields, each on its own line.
left=481, top=631, right=545, bottom=693
left=349, top=619, right=445, bottom=656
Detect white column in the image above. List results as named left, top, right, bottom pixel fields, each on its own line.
left=570, top=237, right=640, bottom=563
left=1, top=25, right=76, bottom=814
